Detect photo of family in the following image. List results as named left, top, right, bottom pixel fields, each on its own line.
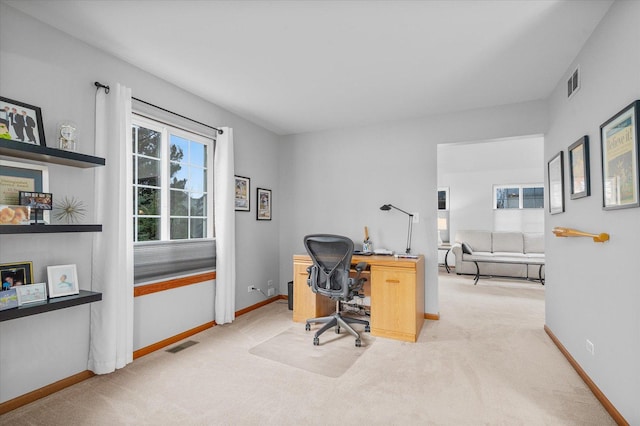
left=0, top=96, right=46, bottom=146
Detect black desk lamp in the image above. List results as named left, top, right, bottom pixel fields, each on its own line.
left=380, top=204, right=414, bottom=253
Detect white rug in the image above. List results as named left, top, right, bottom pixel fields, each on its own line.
left=249, top=324, right=374, bottom=378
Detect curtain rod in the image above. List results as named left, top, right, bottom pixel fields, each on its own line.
left=94, top=81, right=224, bottom=135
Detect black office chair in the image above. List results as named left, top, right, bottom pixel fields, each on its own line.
left=303, top=234, right=370, bottom=347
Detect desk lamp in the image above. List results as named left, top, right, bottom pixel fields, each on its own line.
left=380, top=204, right=414, bottom=253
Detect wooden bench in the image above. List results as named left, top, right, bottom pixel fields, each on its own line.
left=464, top=254, right=545, bottom=285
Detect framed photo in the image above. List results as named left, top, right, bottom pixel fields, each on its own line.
left=47, top=264, right=79, bottom=298
left=19, top=191, right=53, bottom=210
left=0, top=289, right=18, bottom=311
left=437, top=187, right=449, bottom=210
left=548, top=151, right=565, bottom=214
left=256, top=188, right=272, bottom=221
left=16, top=283, right=47, bottom=306
left=568, top=136, right=590, bottom=200
left=234, top=175, right=250, bottom=211
left=0, top=205, right=30, bottom=225
left=0, top=96, right=46, bottom=146
left=0, top=160, right=50, bottom=223
left=1, top=261, right=34, bottom=290
left=600, top=100, right=640, bottom=210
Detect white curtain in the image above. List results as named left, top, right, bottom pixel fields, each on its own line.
left=89, top=83, right=134, bottom=374
left=214, top=127, right=236, bottom=324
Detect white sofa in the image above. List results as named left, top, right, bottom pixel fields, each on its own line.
left=451, top=230, right=545, bottom=280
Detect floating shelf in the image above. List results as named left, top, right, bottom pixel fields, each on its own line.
left=0, top=139, right=105, bottom=168
left=0, top=290, right=102, bottom=322
left=0, top=224, right=102, bottom=234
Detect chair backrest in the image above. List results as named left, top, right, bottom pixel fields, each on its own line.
left=303, top=234, right=354, bottom=301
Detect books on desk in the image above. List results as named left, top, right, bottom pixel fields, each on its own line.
left=394, top=253, right=419, bottom=259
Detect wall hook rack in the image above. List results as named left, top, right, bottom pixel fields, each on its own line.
left=552, top=227, right=609, bottom=243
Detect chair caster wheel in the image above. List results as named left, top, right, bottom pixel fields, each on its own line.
left=313, top=338, right=319, bottom=346
left=305, top=323, right=310, bottom=331
left=335, top=326, right=340, bottom=334
left=365, top=325, right=370, bottom=333
left=355, top=339, right=362, bottom=347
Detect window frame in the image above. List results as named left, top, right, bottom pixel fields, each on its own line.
left=132, top=113, right=215, bottom=243
left=493, top=183, right=544, bottom=210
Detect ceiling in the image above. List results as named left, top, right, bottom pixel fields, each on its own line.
left=5, top=0, right=613, bottom=135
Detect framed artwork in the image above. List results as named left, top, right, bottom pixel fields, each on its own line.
left=1, top=261, right=34, bottom=290
left=47, top=264, right=79, bottom=298
left=0, top=289, right=18, bottom=311
left=0, top=96, right=46, bottom=146
left=0, top=205, right=30, bottom=225
left=437, top=187, right=449, bottom=210
left=600, top=100, right=640, bottom=210
left=234, top=175, right=250, bottom=211
left=548, top=151, right=564, bottom=215
left=568, top=136, right=590, bottom=200
left=0, top=159, right=50, bottom=223
left=256, top=188, right=272, bottom=221
left=16, top=283, right=47, bottom=306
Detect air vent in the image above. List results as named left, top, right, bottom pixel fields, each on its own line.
left=567, top=66, right=580, bottom=98
left=166, top=340, right=199, bottom=353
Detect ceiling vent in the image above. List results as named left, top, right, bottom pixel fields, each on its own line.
left=567, top=66, right=580, bottom=99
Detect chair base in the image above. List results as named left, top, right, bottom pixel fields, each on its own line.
left=305, top=312, right=370, bottom=347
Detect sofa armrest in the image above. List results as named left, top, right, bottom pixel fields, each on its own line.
left=451, top=243, right=463, bottom=269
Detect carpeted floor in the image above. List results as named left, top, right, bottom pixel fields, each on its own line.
left=0, top=271, right=616, bottom=425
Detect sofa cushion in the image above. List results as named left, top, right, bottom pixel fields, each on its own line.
left=524, top=233, right=544, bottom=254
left=462, top=242, right=473, bottom=254
left=492, top=232, right=523, bottom=253
left=455, top=230, right=492, bottom=252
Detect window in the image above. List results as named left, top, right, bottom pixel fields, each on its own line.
left=494, top=184, right=544, bottom=209
left=437, top=187, right=449, bottom=210
left=131, top=102, right=218, bottom=284
left=132, top=115, right=214, bottom=242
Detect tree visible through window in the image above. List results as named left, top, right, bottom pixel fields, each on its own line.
left=132, top=115, right=213, bottom=242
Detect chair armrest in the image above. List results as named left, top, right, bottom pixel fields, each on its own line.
left=354, top=262, right=368, bottom=273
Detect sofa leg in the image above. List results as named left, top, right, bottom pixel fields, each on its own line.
left=473, top=261, right=480, bottom=285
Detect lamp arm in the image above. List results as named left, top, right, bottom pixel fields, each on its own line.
left=389, top=204, right=412, bottom=216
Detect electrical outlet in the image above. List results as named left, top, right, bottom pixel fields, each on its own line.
left=412, top=212, right=419, bottom=223
left=267, top=280, right=273, bottom=287
left=248, top=285, right=254, bottom=293
left=267, top=288, right=275, bottom=296
left=586, top=339, right=594, bottom=355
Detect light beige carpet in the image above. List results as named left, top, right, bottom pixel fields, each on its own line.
left=0, top=274, right=617, bottom=425
left=249, top=324, right=373, bottom=377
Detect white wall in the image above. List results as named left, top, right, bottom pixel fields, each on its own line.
left=438, top=136, right=545, bottom=243
left=545, top=1, right=639, bottom=423
left=0, top=3, right=281, bottom=403
left=278, top=101, right=548, bottom=316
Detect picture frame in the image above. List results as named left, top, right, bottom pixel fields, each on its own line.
left=0, top=205, right=31, bottom=225
left=568, top=136, right=590, bottom=200
left=600, top=100, right=640, bottom=210
left=256, top=188, right=272, bottom=221
left=0, top=96, right=46, bottom=146
left=16, top=283, right=47, bottom=306
left=47, top=264, right=79, bottom=298
left=0, top=159, right=50, bottom=223
left=437, top=187, right=449, bottom=210
left=1, top=261, right=34, bottom=290
left=234, top=175, right=250, bottom=211
left=548, top=151, right=565, bottom=215
left=19, top=191, right=53, bottom=210
left=0, top=288, right=18, bottom=311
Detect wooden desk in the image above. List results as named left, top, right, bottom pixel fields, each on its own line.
left=293, top=254, right=425, bottom=342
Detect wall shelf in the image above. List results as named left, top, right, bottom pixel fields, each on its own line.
left=0, top=224, right=102, bottom=234
left=0, top=290, right=102, bottom=322
left=0, top=139, right=105, bottom=168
